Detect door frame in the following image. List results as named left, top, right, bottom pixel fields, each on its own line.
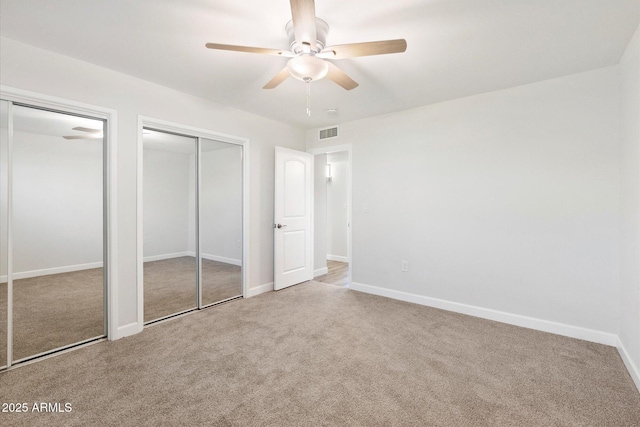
left=136, top=116, right=250, bottom=327
left=0, top=85, right=118, bottom=366
left=307, top=143, right=353, bottom=287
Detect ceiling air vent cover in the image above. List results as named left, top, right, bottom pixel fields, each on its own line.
left=319, top=126, right=339, bottom=140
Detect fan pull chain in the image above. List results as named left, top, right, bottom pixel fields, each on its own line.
left=305, top=78, right=312, bottom=117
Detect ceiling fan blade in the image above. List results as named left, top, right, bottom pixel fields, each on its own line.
left=72, top=126, right=101, bottom=133
left=321, top=39, right=407, bottom=59
left=326, top=62, right=359, bottom=90
left=290, top=0, right=317, bottom=50
left=263, top=66, right=291, bottom=89
left=205, top=43, right=293, bottom=57
left=63, top=135, right=102, bottom=140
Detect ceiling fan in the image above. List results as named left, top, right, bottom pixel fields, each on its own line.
left=205, top=0, right=407, bottom=91
left=62, top=126, right=103, bottom=140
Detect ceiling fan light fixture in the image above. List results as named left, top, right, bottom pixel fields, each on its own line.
left=287, top=55, right=329, bottom=82
left=205, top=2, right=406, bottom=91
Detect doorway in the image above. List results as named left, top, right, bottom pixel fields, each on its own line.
left=310, top=147, right=352, bottom=287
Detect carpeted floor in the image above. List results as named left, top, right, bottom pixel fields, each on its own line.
left=0, top=281, right=638, bottom=426
left=0, top=268, right=104, bottom=363
left=0, top=257, right=241, bottom=363
left=143, top=257, right=242, bottom=322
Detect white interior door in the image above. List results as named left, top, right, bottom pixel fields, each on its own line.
left=274, top=146, right=313, bottom=290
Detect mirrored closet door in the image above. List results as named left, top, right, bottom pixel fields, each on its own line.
left=142, top=131, right=197, bottom=322
left=143, top=129, right=243, bottom=324
left=1, top=100, right=106, bottom=368
left=200, top=138, right=243, bottom=306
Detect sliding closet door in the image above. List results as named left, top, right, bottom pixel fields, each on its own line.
left=0, top=100, right=8, bottom=368
left=200, top=139, right=243, bottom=306
left=11, top=105, right=105, bottom=362
left=143, top=129, right=197, bottom=322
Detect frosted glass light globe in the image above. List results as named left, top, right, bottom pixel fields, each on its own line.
left=287, top=56, right=329, bottom=82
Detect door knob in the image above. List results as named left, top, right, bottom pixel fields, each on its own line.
left=275, top=223, right=287, bottom=229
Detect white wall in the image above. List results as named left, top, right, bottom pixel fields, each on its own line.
left=308, top=66, right=622, bottom=340
left=200, top=144, right=243, bottom=263
left=327, top=151, right=348, bottom=260
left=143, top=147, right=192, bottom=259
left=313, top=153, right=328, bottom=274
left=0, top=36, right=305, bottom=335
left=8, top=130, right=103, bottom=274
left=619, top=23, right=640, bottom=388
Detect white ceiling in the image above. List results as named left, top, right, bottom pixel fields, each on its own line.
left=1, top=0, right=638, bottom=130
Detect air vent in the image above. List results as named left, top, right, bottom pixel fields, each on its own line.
left=319, top=126, right=339, bottom=140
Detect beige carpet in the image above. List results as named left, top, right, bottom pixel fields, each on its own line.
left=144, top=257, right=242, bottom=322
left=0, top=281, right=638, bottom=426
left=0, top=257, right=241, bottom=363
left=0, top=268, right=104, bottom=363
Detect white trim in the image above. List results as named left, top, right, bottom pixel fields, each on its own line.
left=314, top=267, right=329, bottom=277
left=143, top=251, right=242, bottom=266
left=0, top=86, right=113, bottom=121
left=106, top=108, right=118, bottom=343
left=350, top=282, right=619, bottom=347
left=143, top=252, right=193, bottom=262
left=327, top=254, right=348, bottom=263
left=241, top=140, right=250, bottom=298
left=6, top=100, right=13, bottom=366
left=2, top=103, right=13, bottom=367
left=202, top=253, right=242, bottom=266
left=0, top=86, right=118, bottom=346
left=136, top=117, right=145, bottom=330
left=114, top=322, right=143, bottom=340
left=139, top=116, right=249, bottom=146
left=0, top=262, right=103, bottom=282
left=617, top=338, right=640, bottom=393
left=196, top=137, right=202, bottom=309
left=246, top=282, right=273, bottom=298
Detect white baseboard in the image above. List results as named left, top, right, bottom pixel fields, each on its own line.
left=350, top=282, right=619, bottom=347
left=0, top=261, right=104, bottom=283
left=617, top=338, right=640, bottom=393
left=202, top=253, right=242, bottom=266
left=246, top=282, right=273, bottom=298
left=143, top=252, right=241, bottom=266
left=113, top=322, right=143, bottom=340
left=314, top=267, right=328, bottom=277
left=327, top=254, right=348, bottom=263
left=143, top=251, right=192, bottom=262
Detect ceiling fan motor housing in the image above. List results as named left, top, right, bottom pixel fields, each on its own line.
left=286, top=18, right=329, bottom=55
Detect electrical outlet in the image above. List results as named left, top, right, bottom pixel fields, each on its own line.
left=401, top=260, right=409, bottom=272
